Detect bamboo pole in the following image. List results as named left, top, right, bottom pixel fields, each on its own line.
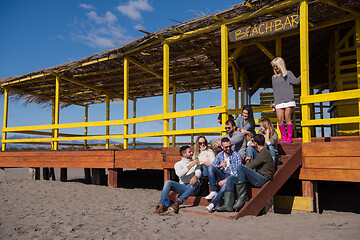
left=300, top=0, right=311, bottom=143
left=221, top=24, right=229, bottom=136
left=163, top=43, right=170, bottom=147
left=124, top=57, right=129, bottom=149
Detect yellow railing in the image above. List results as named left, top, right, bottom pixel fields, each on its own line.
left=2, top=106, right=226, bottom=144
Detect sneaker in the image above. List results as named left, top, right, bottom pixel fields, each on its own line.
left=205, top=191, right=218, bottom=200
left=153, top=203, right=165, bottom=214
left=168, top=200, right=181, bottom=214
left=206, top=203, right=215, bottom=213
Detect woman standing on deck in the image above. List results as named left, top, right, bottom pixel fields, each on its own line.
left=270, top=57, right=301, bottom=143
left=235, top=105, right=256, bottom=142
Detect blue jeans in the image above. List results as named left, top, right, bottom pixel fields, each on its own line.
left=246, top=145, right=279, bottom=166
left=208, top=164, right=231, bottom=192
left=237, top=165, right=268, bottom=188
left=211, top=181, right=228, bottom=207
left=159, top=180, right=200, bottom=206
left=225, top=165, right=268, bottom=192
left=201, top=165, right=209, bottom=177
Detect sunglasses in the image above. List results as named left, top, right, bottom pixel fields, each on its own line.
left=199, top=141, right=206, bottom=145
left=223, top=146, right=231, bottom=149
left=225, top=127, right=231, bottom=130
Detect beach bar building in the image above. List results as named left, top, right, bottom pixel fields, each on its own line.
left=1, top=0, right=360, bottom=218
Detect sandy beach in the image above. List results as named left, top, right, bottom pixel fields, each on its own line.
left=1, top=168, right=359, bottom=240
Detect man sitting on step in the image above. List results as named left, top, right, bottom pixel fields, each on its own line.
left=205, top=137, right=242, bottom=213
left=216, top=134, right=274, bottom=212
left=154, top=145, right=202, bottom=214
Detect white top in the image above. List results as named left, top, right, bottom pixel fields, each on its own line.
left=194, top=148, right=216, bottom=164
left=223, top=153, right=232, bottom=174
left=174, top=157, right=202, bottom=184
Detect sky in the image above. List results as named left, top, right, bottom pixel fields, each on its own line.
left=7, top=0, right=332, bottom=148
left=0, top=0, right=250, bottom=145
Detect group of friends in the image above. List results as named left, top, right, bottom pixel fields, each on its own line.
left=154, top=57, right=301, bottom=214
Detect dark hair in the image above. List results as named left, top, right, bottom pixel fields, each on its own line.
left=225, top=119, right=236, bottom=127
left=221, top=137, right=231, bottom=145
left=243, top=105, right=255, bottom=130
left=179, top=145, right=190, bottom=156
left=253, top=134, right=265, bottom=146
left=194, top=136, right=208, bottom=155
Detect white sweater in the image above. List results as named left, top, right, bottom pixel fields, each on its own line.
left=194, top=148, right=216, bottom=164
left=174, top=157, right=202, bottom=184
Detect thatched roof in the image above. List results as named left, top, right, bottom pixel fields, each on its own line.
left=1, top=0, right=359, bottom=107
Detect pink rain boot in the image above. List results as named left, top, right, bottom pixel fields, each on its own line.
left=279, top=124, right=287, bottom=143
left=286, top=124, right=293, bottom=143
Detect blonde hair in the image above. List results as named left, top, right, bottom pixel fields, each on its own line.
left=271, top=57, right=288, bottom=77
left=260, top=118, right=275, bottom=138
left=194, top=136, right=208, bottom=155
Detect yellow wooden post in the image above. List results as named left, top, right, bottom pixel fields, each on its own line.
left=124, top=57, right=129, bottom=149
left=221, top=24, right=229, bottom=136
left=356, top=17, right=360, bottom=134
left=233, top=67, right=239, bottom=118
left=105, top=96, right=110, bottom=149
left=240, top=68, right=245, bottom=109
left=132, top=99, right=136, bottom=149
left=276, top=37, right=282, bottom=133
left=2, top=89, right=8, bottom=151
left=172, top=86, right=176, bottom=147
left=51, top=101, right=55, bottom=150
left=163, top=43, right=170, bottom=147
left=84, top=105, right=88, bottom=149
left=191, top=91, right=195, bottom=145
left=300, top=0, right=311, bottom=143
left=54, top=75, right=60, bottom=150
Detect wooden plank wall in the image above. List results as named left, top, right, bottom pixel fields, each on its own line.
left=300, top=140, right=360, bottom=182
left=0, top=150, right=115, bottom=168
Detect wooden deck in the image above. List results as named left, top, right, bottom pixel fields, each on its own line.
left=0, top=136, right=359, bottom=218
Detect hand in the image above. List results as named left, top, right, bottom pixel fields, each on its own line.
left=219, top=179, right=227, bottom=187
left=212, top=142, right=219, bottom=150
left=219, top=161, right=227, bottom=168
left=245, top=156, right=252, bottom=163
left=190, top=176, right=197, bottom=186
left=240, top=129, right=247, bottom=134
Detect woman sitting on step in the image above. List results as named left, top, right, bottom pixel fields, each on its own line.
left=245, top=118, right=279, bottom=167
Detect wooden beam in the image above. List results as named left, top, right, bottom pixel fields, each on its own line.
left=318, top=0, right=360, bottom=17
left=255, top=42, right=275, bottom=60
left=58, top=74, right=120, bottom=99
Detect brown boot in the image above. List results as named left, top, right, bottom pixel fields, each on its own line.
left=154, top=203, right=165, bottom=214
left=168, top=200, right=181, bottom=214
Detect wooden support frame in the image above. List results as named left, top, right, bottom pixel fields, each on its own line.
left=318, top=0, right=360, bottom=17
left=2, top=89, right=8, bottom=151
left=163, top=43, right=170, bottom=147
left=221, top=24, right=229, bottom=136
left=106, top=96, right=110, bottom=149
left=255, top=42, right=275, bottom=60
left=172, top=86, right=176, bottom=147
left=356, top=17, right=360, bottom=134
left=84, top=105, right=88, bottom=149
left=124, top=57, right=129, bottom=149
left=191, top=92, right=194, bottom=145
left=300, top=0, right=311, bottom=143
left=132, top=99, right=137, bottom=149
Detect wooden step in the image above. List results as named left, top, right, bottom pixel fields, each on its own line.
left=171, top=144, right=303, bottom=219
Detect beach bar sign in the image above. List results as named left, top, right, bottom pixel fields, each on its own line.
left=229, top=14, right=299, bottom=42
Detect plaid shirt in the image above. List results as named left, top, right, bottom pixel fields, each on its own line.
left=211, top=150, right=242, bottom=176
